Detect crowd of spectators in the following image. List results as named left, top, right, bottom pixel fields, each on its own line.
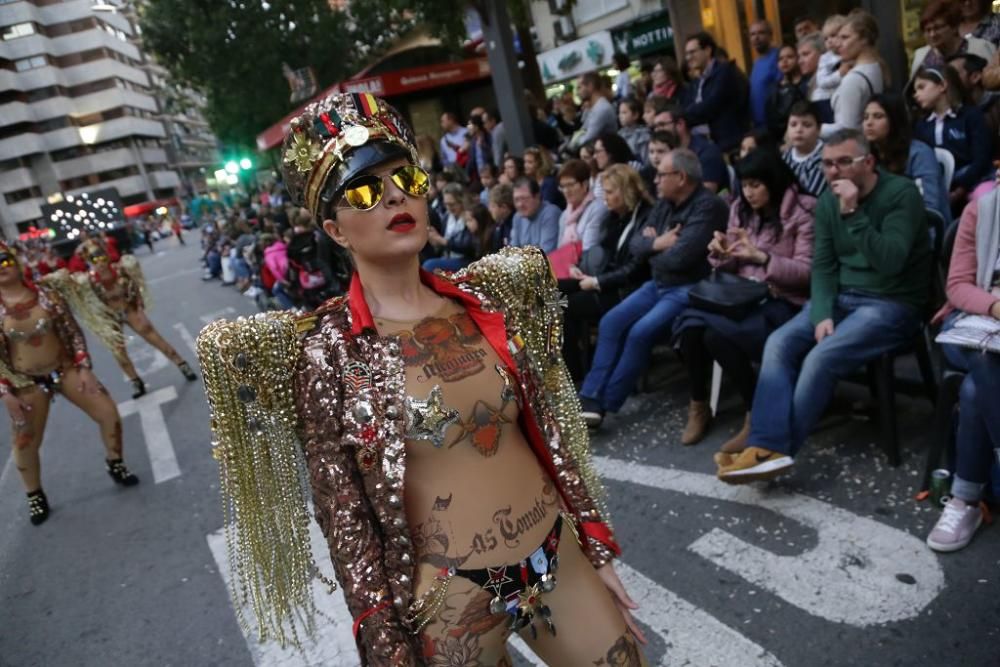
left=397, top=1, right=1000, bottom=557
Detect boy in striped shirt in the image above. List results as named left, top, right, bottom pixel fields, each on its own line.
left=783, top=101, right=827, bottom=197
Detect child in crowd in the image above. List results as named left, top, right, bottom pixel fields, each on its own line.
left=912, top=66, right=993, bottom=205
left=639, top=130, right=676, bottom=196
left=618, top=97, right=651, bottom=168
left=478, top=163, right=498, bottom=205
left=812, top=14, right=846, bottom=122
left=782, top=101, right=828, bottom=197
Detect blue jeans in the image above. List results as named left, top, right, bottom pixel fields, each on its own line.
left=423, top=256, right=471, bottom=273
left=749, top=293, right=921, bottom=457
left=580, top=280, right=690, bottom=412
left=272, top=282, right=296, bottom=310
left=941, top=313, right=1000, bottom=502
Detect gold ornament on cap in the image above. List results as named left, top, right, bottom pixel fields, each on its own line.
left=344, top=125, right=370, bottom=147
left=284, top=132, right=321, bottom=173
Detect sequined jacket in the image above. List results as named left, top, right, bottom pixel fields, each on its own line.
left=294, top=247, right=620, bottom=665
left=89, top=262, right=142, bottom=312
left=0, top=284, right=90, bottom=394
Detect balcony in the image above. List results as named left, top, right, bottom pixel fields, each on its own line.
left=148, top=170, right=181, bottom=191
left=53, top=146, right=134, bottom=180
left=3, top=197, right=44, bottom=226
left=66, top=173, right=147, bottom=199
left=0, top=132, right=46, bottom=161
left=61, top=59, right=150, bottom=89
left=0, top=101, right=34, bottom=125
left=58, top=117, right=166, bottom=151
left=139, top=147, right=167, bottom=163
left=73, top=88, right=158, bottom=117
left=0, top=167, right=38, bottom=193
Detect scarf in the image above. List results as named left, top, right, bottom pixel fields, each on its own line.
left=560, top=192, right=595, bottom=245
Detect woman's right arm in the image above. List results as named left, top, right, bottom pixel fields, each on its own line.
left=946, top=200, right=1000, bottom=316
left=294, top=332, right=418, bottom=666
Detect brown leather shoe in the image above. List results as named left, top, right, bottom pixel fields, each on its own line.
left=720, top=413, right=751, bottom=454
left=681, top=400, right=711, bottom=445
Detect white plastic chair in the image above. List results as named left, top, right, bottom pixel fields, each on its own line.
left=933, top=147, right=955, bottom=192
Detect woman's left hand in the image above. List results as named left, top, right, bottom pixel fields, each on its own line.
left=579, top=276, right=599, bottom=291
left=77, top=367, right=100, bottom=395
left=727, top=229, right=767, bottom=264
left=596, top=562, right=647, bottom=644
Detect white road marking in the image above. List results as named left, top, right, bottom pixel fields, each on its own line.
left=201, top=307, right=236, bottom=325
left=147, top=267, right=204, bottom=285
left=173, top=322, right=199, bottom=358
left=118, top=386, right=180, bottom=483
left=594, top=457, right=945, bottom=626
left=121, top=333, right=169, bottom=380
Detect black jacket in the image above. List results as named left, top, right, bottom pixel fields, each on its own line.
left=587, top=200, right=653, bottom=298
left=629, top=185, right=729, bottom=288
left=683, top=58, right=750, bottom=153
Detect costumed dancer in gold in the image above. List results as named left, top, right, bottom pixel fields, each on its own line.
left=197, top=94, right=647, bottom=666
left=78, top=240, right=197, bottom=398
left=0, top=243, right=138, bottom=526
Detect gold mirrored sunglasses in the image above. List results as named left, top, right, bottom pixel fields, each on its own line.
left=337, top=165, right=430, bottom=212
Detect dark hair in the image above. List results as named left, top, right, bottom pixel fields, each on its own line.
left=613, top=52, right=631, bottom=70
left=595, top=132, right=635, bottom=165
left=649, top=130, right=677, bottom=148
left=644, top=94, right=671, bottom=114
left=466, top=203, right=496, bottom=257
left=787, top=100, right=821, bottom=125
left=479, top=163, right=498, bottom=179
left=619, top=96, right=643, bottom=118
left=914, top=65, right=969, bottom=108
left=920, top=0, right=962, bottom=29
left=734, top=148, right=795, bottom=239
left=686, top=31, right=717, bottom=56
left=948, top=52, right=988, bottom=74
left=740, top=127, right=779, bottom=155
left=864, top=93, right=912, bottom=175
left=503, top=155, right=524, bottom=176
left=793, top=15, right=817, bottom=28
left=512, top=176, right=541, bottom=196
left=580, top=71, right=603, bottom=89
left=558, top=158, right=592, bottom=183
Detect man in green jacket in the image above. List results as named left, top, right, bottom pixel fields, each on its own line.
left=718, top=128, right=932, bottom=483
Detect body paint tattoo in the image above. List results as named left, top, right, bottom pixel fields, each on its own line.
left=396, top=312, right=487, bottom=384
left=433, top=493, right=453, bottom=512
left=593, top=632, right=643, bottom=666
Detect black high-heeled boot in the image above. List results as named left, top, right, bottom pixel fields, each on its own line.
left=27, top=489, right=49, bottom=525
left=106, top=459, right=139, bottom=486
left=177, top=361, right=198, bottom=382
left=130, top=377, right=146, bottom=399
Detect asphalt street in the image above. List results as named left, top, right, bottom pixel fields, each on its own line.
left=1, top=240, right=997, bottom=667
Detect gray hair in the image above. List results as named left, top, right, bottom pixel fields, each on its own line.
left=668, top=148, right=702, bottom=182
left=824, top=128, right=870, bottom=155
left=442, top=182, right=465, bottom=200
left=797, top=32, right=824, bottom=54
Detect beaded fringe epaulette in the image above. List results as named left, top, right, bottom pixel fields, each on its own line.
left=39, top=269, right=125, bottom=353
left=197, top=311, right=330, bottom=648
left=455, top=246, right=611, bottom=527
left=119, top=254, right=151, bottom=310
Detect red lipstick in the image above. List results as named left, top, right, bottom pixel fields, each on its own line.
left=388, top=213, right=416, bottom=233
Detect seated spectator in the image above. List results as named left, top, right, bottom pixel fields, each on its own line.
left=425, top=199, right=494, bottom=273
left=478, top=163, right=498, bottom=206
left=911, top=0, right=996, bottom=79
left=524, top=146, right=565, bottom=209
left=863, top=93, right=952, bottom=227
left=674, top=149, right=816, bottom=447
left=682, top=31, right=751, bottom=152
left=501, top=155, right=524, bottom=185
left=639, top=130, right=678, bottom=196
left=717, top=129, right=932, bottom=483
left=739, top=127, right=779, bottom=159
left=487, top=183, right=515, bottom=249
left=654, top=104, right=727, bottom=193
left=618, top=97, right=652, bottom=167
left=465, top=114, right=493, bottom=183
left=613, top=52, right=632, bottom=100
left=510, top=177, right=561, bottom=252
left=650, top=58, right=684, bottom=101
left=821, top=10, right=884, bottom=139
left=783, top=101, right=828, bottom=197
left=263, top=231, right=296, bottom=310
left=592, top=133, right=636, bottom=200
left=912, top=66, right=993, bottom=205
left=560, top=164, right=654, bottom=382
left=431, top=182, right=468, bottom=260
left=948, top=53, right=1000, bottom=160
left=643, top=94, right=671, bottom=128
left=926, top=190, right=1000, bottom=552
left=765, top=45, right=807, bottom=142
left=578, top=148, right=729, bottom=427
left=556, top=158, right=607, bottom=252
left=811, top=15, right=847, bottom=123
left=960, top=0, right=1000, bottom=47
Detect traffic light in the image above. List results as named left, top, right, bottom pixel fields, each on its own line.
left=239, top=157, right=253, bottom=170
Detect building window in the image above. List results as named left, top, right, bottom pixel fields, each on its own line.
left=4, top=186, right=42, bottom=205
left=572, top=0, right=628, bottom=24
left=2, top=22, right=36, bottom=40
left=14, top=55, right=47, bottom=71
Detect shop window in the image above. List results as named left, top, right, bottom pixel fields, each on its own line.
left=572, top=0, right=628, bottom=25
left=2, top=22, right=36, bottom=40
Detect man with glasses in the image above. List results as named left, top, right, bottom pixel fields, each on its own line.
left=909, top=0, right=995, bottom=79
left=682, top=31, right=749, bottom=152
left=717, top=129, right=932, bottom=483
left=510, top=177, right=561, bottom=253
left=652, top=104, right=726, bottom=193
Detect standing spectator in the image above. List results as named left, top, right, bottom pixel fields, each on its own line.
left=465, top=114, right=493, bottom=183
left=783, top=101, right=828, bottom=197
left=552, top=90, right=581, bottom=140
left=438, top=112, right=468, bottom=167
left=487, top=183, right=515, bottom=249
left=578, top=148, right=729, bottom=427
left=683, top=31, right=751, bottom=152
left=812, top=15, right=847, bottom=123
left=911, top=0, right=996, bottom=78
left=481, top=109, right=507, bottom=167
left=652, top=105, right=727, bottom=193
left=821, top=10, right=884, bottom=138
left=765, top=45, right=807, bottom=142
left=797, top=32, right=824, bottom=93
left=912, top=66, right=993, bottom=204
left=863, top=93, right=952, bottom=226
left=171, top=216, right=185, bottom=245
left=674, top=149, right=815, bottom=447
left=523, top=146, right=565, bottom=209
left=925, top=190, right=1000, bottom=551
left=794, top=16, right=820, bottom=41
left=748, top=20, right=783, bottom=129
left=618, top=97, right=651, bottom=168
left=959, top=0, right=1000, bottom=45
left=415, top=135, right=442, bottom=173
left=613, top=52, right=632, bottom=100
left=572, top=71, right=619, bottom=151
left=592, top=133, right=635, bottom=200
left=716, top=129, right=931, bottom=483
left=509, top=177, right=561, bottom=252
left=650, top=58, right=684, bottom=100
left=556, top=159, right=607, bottom=252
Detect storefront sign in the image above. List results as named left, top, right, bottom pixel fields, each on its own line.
left=611, top=10, right=673, bottom=57
left=537, top=30, right=615, bottom=84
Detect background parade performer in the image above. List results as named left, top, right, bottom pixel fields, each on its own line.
left=0, top=243, right=138, bottom=526
left=197, top=93, right=646, bottom=666
left=79, top=240, right=196, bottom=398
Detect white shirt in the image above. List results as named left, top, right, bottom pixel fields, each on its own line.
left=928, top=108, right=958, bottom=146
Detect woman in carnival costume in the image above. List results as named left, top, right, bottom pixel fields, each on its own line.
left=197, top=93, right=647, bottom=666
left=0, top=242, right=139, bottom=526
left=77, top=239, right=197, bottom=398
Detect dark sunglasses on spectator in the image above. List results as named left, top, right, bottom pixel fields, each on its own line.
left=337, top=165, right=430, bottom=212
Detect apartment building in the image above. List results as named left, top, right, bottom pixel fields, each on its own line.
left=0, top=0, right=181, bottom=239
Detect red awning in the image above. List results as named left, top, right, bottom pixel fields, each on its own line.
left=123, top=197, right=179, bottom=218
left=256, top=58, right=491, bottom=151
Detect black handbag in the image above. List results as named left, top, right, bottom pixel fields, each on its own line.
left=688, top=270, right=770, bottom=320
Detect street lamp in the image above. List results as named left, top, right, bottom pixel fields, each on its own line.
left=224, top=160, right=240, bottom=174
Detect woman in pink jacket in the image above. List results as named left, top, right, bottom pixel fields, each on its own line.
left=263, top=231, right=295, bottom=310
left=926, top=190, right=1000, bottom=553
left=674, top=148, right=816, bottom=450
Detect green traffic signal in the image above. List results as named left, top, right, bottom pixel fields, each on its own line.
left=224, top=160, right=239, bottom=174
left=239, top=157, right=253, bottom=170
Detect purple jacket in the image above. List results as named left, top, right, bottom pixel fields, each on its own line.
left=710, top=187, right=816, bottom=305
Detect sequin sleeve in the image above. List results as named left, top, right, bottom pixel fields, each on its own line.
left=41, top=286, right=90, bottom=365
left=295, top=320, right=419, bottom=667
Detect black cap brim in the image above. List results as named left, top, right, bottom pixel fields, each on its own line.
left=319, top=141, right=412, bottom=214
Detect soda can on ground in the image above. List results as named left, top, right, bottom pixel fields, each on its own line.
left=930, top=468, right=952, bottom=507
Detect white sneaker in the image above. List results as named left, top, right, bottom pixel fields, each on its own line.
left=926, top=498, right=983, bottom=552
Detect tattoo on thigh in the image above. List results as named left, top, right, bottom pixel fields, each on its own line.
left=593, top=632, right=642, bottom=666
left=433, top=493, right=453, bottom=512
